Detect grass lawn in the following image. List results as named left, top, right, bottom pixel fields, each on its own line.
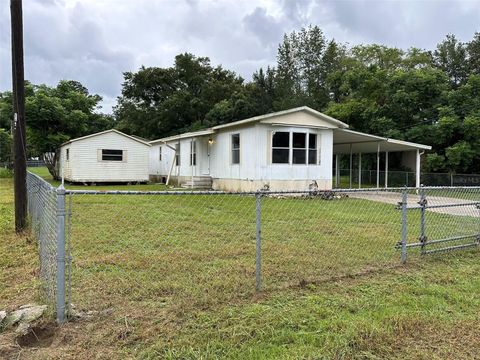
left=1, top=175, right=480, bottom=359
left=28, top=166, right=172, bottom=191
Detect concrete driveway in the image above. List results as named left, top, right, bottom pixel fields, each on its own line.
left=347, top=191, right=480, bottom=217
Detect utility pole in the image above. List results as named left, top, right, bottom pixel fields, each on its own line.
left=11, top=0, right=27, bottom=232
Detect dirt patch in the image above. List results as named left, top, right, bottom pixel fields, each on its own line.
left=16, top=322, right=56, bottom=348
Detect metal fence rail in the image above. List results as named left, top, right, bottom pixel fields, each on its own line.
left=25, top=171, right=480, bottom=324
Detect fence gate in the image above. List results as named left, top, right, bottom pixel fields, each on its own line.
left=397, top=187, right=480, bottom=260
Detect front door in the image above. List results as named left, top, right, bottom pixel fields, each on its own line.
left=200, top=137, right=210, bottom=175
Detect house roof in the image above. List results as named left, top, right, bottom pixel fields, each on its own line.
left=333, top=129, right=432, bottom=154
left=148, top=106, right=431, bottom=153
left=149, top=106, right=349, bottom=143
left=61, top=129, right=152, bottom=147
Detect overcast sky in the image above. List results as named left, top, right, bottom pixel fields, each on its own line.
left=1, top=0, right=480, bottom=113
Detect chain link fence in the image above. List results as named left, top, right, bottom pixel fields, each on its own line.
left=25, top=171, right=480, bottom=323
left=26, top=172, right=59, bottom=309
left=336, top=169, right=480, bottom=188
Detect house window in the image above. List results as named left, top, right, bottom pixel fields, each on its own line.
left=102, top=149, right=123, bottom=161
left=66, top=149, right=69, bottom=161
left=175, top=143, right=180, bottom=166
left=308, top=134, right=317, bottom=165
left=231, top=134, right=240, bottom=164
left=272, top=131, right=319, bottom=165
left=159, top=146, right=162, bottom=161
left=272, top=131, right=290, bottom=164
left=292, top=132, right=307, bottom=164
left=190, top=140, right=196, bottom=166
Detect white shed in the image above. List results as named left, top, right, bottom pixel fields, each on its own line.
left=59, top=129, right=151, bottom=183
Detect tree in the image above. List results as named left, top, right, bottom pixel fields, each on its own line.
left=433, top=34, right=469, bottom=87
left=0, top=128, right=12, bottom=162
left=0, top=80, right=112, bottom=179
left=115, top=53, right=246, bottom=138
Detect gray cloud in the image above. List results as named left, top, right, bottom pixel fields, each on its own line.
left=1, top=0, right=480, bottom=113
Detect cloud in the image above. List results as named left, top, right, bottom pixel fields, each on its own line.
left=1, top=0, right=479, bottom=113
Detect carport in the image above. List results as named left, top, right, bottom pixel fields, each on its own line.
left=332, top=129, right=432, bottom=188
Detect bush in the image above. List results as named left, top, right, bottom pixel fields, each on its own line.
left=0, top=167, right=13, bottom=178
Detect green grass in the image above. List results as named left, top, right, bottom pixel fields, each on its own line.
left=28, top=166, right=172, bottom=191
left=0, top=167, right=12, bottom=178
left=2, top=176, right=480, bottom=359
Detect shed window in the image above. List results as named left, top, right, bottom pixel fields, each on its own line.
left=102, top=149, right=123, bottom=161
left=272, top=131, right=290, bottom=164
left=175, top=143, right=180, bottom=166
left=159, top=146, right=162, bottom=161
left=231, top=134, right=240, bottom=164
left=190, top=140, right=196, bottom=166
left=66, top=149, right=69, bottom=161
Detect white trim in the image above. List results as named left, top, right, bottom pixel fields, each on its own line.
left=61, top=129, right=151, bottom=147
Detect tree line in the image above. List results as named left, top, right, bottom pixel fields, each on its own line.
left=1, top=26, right=480, bottom=175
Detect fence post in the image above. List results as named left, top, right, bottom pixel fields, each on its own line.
left=56, top=185, right=66, bottom=324
left=401, top=188, right=408, bottom=264
left=255, top=191, right=262, bottom=292
left=419, top=185, right=427, bottom=255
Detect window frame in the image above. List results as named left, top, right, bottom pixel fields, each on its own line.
left=66, top=148, right=70, bottom=162
left=231, top=133, right=240, bottom=165
left=159, top=146, right=162, bottom=161
left=271, top=130, right=320, bottom=165
left=101, top=149, right=123, bottom=162
left=175, top=143, right=180, bottom=166
left=190, top=140, right=197, bottom=166
left=271, top=131, right=291, bottom=164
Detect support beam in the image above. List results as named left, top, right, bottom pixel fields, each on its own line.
left=385, top=151, right=389, bottom=188
left=416, top=149, right=421, bottom=188
left=349, top=144, right=353, bottom=189
left=358, top=152, right=362, bottom=189
left=376, top=143, right=380, bottom=188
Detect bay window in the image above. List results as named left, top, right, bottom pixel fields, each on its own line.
left=272, top=131, right=319, bottom=165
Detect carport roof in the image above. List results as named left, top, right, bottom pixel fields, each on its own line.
left=333, top=129, right=431, bottom=154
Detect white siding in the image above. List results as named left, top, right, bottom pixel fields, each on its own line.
left=61, top=131, right=150, bottom=182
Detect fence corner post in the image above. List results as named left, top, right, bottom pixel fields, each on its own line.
left=56, top=184, right=66, bottom=324
left=401, top=187, right=408, bottom=264
left=255, top=191, right=262, bottom=292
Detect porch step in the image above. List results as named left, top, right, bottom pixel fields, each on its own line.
left=181, top=176, right=212, bottom=189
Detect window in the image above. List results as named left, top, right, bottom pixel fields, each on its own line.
left=66, top=149, right=70, bottom=161
left=102, top=149, right=123, bottom=161
left=159, top=146, right=162, bottom=161
left=231, top=134, right=240, bottom=164
left=308, top=134, right=317, bottom=164
left=292, top=133, right=306, bottom=164
left=271, top=131, right=319, bottom=165
left=272, top=131, right=290, bottom=164
left=190, top=140, right=196, bottom=166
left=175, top=143, right=180, bottom=166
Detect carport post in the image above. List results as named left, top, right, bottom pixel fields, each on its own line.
left=349, top=144, right=353, bottom=188
left=385, top=151, right=389, bottom=188
left=376, top=143, right=380, bottom=188
left=415, top=149, right=421, bottom=188
left=335, top=154, right=340, bottom=188
left=358, top=152, right=362, bottom=189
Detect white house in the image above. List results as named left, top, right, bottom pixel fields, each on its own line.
left=148, top=107, right=431, bottom=191
left=59, top=129, right=151, bottom=183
